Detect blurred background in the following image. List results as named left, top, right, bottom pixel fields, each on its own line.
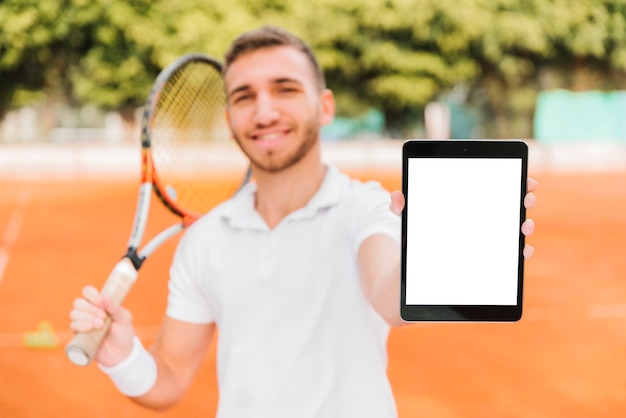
left=3, top=0, right=626, bottom=143
left=1, top=1, right=626, bottom=417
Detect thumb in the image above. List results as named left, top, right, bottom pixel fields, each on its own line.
left=102, top=296, right=133, bottom=328
left=95, top=297, right=136, bottom=366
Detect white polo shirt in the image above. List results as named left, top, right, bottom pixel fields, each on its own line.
left=167, top=165, right=401, bottom=418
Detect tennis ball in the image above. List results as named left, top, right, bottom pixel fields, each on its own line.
left=23, top=321, right=59, bottom=349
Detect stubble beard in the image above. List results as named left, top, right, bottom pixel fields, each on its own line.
left=233, top=118, right=320, bottom=174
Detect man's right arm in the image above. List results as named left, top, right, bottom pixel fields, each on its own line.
left=70, top=288, right=215, bottom=410
left=133, top=317, right=215, bottom=410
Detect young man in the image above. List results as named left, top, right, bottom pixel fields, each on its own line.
left=70, top=26, right=537, bottom=417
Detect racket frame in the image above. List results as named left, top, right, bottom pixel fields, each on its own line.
left=66, top=53, right=236, bottom=367
left=125, top=54, right=225, bottom=270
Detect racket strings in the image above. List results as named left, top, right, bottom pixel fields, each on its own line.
left=149, top=61, right=248, bottom=218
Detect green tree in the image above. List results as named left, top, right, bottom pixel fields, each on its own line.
left=3, top=0, right=626, bottom=138
left=0, top=0, right=70, bottom=118
left=468, top=0, right=626, bottom=138
left=0, top=0, right=263, bottom=124
left=0, top=0, right=159, bottom=124
left=277, top=0, right=483, bottom=136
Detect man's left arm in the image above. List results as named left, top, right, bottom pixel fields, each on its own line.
left=358, top=178, right=537, bottom=327
left=358, top=232, right=405, bottom=327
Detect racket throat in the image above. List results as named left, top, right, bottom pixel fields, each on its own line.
left=125, top=248, right=145, bottom=271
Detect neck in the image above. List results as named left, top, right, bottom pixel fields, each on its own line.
left=253, top=145, right=326, bottom=229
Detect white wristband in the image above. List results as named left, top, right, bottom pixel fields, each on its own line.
left=98, top=336, right=157, bottom=397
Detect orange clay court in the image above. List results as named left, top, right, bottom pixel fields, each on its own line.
left=0, top=141, right=625, bottom=417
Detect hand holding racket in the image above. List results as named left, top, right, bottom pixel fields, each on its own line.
left=66, top=54, right=249, bottom=366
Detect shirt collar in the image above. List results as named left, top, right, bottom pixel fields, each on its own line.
left=219, top=164, right=347, bottom=230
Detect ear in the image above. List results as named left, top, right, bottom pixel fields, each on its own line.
left=319, top=89, right=335, bottom=126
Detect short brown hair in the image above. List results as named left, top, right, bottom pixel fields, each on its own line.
left=223, top=26, right=326, bottom=91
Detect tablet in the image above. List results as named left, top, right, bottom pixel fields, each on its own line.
left=401, top=140, right=528, bottom=322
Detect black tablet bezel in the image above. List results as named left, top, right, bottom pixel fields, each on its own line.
left=400, top=140, right=528, bottom=322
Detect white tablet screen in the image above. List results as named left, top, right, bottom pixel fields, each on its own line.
left=405, top=157, right=523, bottom=306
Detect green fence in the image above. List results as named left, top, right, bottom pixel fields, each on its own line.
left=534, top=90, right=626, bottom=143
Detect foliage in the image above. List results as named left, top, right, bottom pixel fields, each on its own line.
left=2, top=0, right=626, bottom=136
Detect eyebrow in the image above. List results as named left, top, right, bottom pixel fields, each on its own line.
left=274, top=77, right=302, bottom=86
left=228, top=84, right=251, bottom=98
left=228, top=77, right=304, bottom=97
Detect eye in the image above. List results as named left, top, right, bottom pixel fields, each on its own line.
left=231, top=93, right=253, bottom=104
left=275, top=81, right=301, bottom=95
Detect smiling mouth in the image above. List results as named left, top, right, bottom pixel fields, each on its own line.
left=253, top=130, right=290, bottom=141
left=257, top=133, right=281, bottom=141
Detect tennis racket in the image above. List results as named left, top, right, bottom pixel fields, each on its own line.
left=66, top=53, right=250, bottom=366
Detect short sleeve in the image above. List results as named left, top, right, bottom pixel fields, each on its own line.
left=350, top=180, right=401, bottom=254
left=166, top=224, right=215, bottom=324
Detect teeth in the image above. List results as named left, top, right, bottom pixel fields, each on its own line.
left=258, top=133, right=280, bottom=141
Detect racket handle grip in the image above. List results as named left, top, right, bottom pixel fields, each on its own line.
left=65, top=258, right=138, bottom=367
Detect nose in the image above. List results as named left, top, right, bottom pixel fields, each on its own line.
left=253, top=92, right=279, bottom=126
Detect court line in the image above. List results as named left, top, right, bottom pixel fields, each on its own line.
left=588, top=303, right=626, bottom=319
left=0, top=187, right=32, bottom=286
left=0, top=325, right=160, bottom=348
left=524, top=304, right=626, bottom=321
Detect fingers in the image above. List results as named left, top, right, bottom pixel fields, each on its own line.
left=527, top=177, right=538, bottom=193
left=69, top=286, right=104, bottom=332
left=522, top=219, right=535, bottom=259
left=70, top=298, right=105, bottom=328
left=524, top=192, right=536, bottom=210
left=524, top=177, right=537, bottom=210
left=523, top=244, right=535, bottom=259
left=521, top=219, right=535, bottom=237
left=523, top=178, right=537, bottom=259
left=70, top=306, right=103, bottom=333
left=389, top=191, right=405, bottom=216
left=69, top=286, right=130, bottom=333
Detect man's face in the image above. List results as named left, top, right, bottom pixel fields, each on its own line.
left=224, top=46, right=334, bottom=173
